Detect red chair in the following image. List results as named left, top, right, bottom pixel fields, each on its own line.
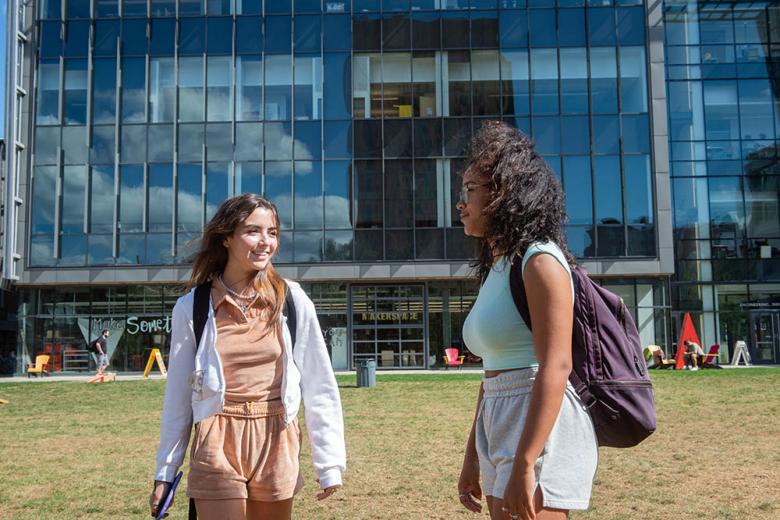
left=701, top=344, right=721, bottom=368
left=443, top=348, right=465, bottom=369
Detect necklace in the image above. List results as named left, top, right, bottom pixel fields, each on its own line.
left=219, top=276, right=257, bottom=314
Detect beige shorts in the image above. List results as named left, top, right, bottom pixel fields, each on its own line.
left=187, top=400, right=304, bottom=502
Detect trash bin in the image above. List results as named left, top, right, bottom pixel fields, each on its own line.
left=356, top=359, right=376, bottom=388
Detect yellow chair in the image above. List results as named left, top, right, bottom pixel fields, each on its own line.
left=643, top=345, right=674, bottom=369
left=27, top=355, right=50, bottom=377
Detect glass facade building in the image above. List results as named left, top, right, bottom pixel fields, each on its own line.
left=12, top=0, right=776, bottom=374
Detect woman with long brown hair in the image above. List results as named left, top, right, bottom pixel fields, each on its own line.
left=149, top=194, right=345, bottom=519
left=456, top=122, right=598, bottom=520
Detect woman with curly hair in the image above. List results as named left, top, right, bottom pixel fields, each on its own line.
left=456, top=121, right=598, bottom=520
left=149, top=194, right=345, bottom=520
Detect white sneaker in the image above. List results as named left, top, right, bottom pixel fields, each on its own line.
left=690, top=366, right=699, bottom=371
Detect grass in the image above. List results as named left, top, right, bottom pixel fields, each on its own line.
left=1, top=369, right=779, bottom=519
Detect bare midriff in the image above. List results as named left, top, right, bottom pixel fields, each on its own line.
left=484, top=368, right=528, bottom=379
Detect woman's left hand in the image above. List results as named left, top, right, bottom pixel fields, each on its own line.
left=502, top=465, right=536, bottom=520
left=316, top=485, right=341, bottom=501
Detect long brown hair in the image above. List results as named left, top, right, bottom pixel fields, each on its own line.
left=190, top=194, right=287, bottom=331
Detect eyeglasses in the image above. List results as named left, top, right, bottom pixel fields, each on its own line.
left=458, top=183, right=490, bottom=205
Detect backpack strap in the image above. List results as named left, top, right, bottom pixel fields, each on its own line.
left=193, top=281, right=212, bottom=348
left=284, top=284, right=297, bottom=349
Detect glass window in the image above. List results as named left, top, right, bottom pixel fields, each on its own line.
left=294, top=232, right=323, bottom=262
left=532, top=116, right=560, bottom=155
left=237, top=0, right=261, bottom=13
left=180, top=0, right=205, bottom=15
left=588, top=7, right=616, bottom=46
left=560, top=48, right=588, bottom=114
left=739, top=79, right=774, bottom=140
left=148, top=124, right=174, bottom=162
left=123, top=0, right=147, bottom=16
left=590, top=47, right=617, bottom=113
left=266, top=16, right=292, bottom=53
left=207, top=0, right=232, bottom=15
left=67, top=0, right=89, bottom=19
left=384, top=120, right=412, bottom=158
left=563, top=156, right=593, bottom=225
left=95, top=20, right=119, bottom=57
left=91, top=166, right=115, bottom=234
left=530, top=49, right=558, bottom=115
left=149, top=164, right=173, bottom=232
left=410, top=13, right=439, bottom=52
left=352, top=53, right=382, bottom=118
left=237, top=55, right=263, bottom=120
left=709, top=176, right=745, bottom=242
left=386, top=229, right=413, bottom=260
left=295, top=121, right=322, bottom=160
left=37, top=60, right=60, bottom=124
left=178, top=124, right=204, bottom=162
left=122, top=58, right=146, bottom=122
left=442, top=11, right=469, bottom=49
left=32, top=166, right=59, bottom=234
left=617, top=7, right=645, bottom=46
left=323, top=121, right=351, bottom=158
left=559, top=8, right=586, bottom=47
left=60, top=233, right=87, bottom=265
left=355, top=230, right=383, bottom=260
left=594, top=156, right=623, bottom=224
left=41, top=0, right=62, bottom=20
left=324, top=230, right=353, bottom=260
left=382, top=53, right=413, bottom=118
left=265, top=162, right=293, bottom=228
left=294, top=161, right=323, bottom=230
left=324, top=160, right=352, bottom=228
left=206, top=163, right=230, bottom=221
left=90, top=125, right=116, bottom=164
left=207, top=18, right=233, bottom=55
left=206, top=123, right=233, bottom=161
left=64, top=59, right=88, bottom=125
left=63, top=126, right=88, bottom=164
left=177, top=164, right=203, bottom=234
left=207, top=56, right=233, bottom=122
left=622, top=114, right=650, bottom=154
left=619, top=47, right=647, bottom=113
left=93, top=58, right=117, bottom=124
left=443, top=118, right=470, bottom=156
left=354, top=14, right=381, bottom=52
left=120, top=125, right=146, bottom=163
left=123, top=19, right=148, bottom=56
left=355, top=160, right=383, bottom=228
left=324, top=14, right=351, bottom=51
left=734, top=9, right=766, bottom=44
left=296, top=15, right=322, bottom=53
left=471, top=10, right=498, bottom=48
left=383, top=15, right=410, bottom=51
left=592, top=115, right=620, bottom=154
left=265, top=122, right=293, bottom=160
left=700, top=10, right=734, bottom=45
left=234, top=122, right=263, bottom=161
left=235, top=162, right=262, bottom=194
left=500, top=50, right=529, bottom=116
left=624, top=155, right=652, bottom=225
left=323, top=53, right=351, bottom=119
left=119, top=165, right=144, bottom=233
left=62, top=166, right=87, bottom=233
left=150, top=57, right=176, bottom=123
left=448, top=51, right=471, bottom=116
left=294, top=55, right=323, bottom=120
left=414, top=159, right=444, bottom=228
left=472, top=50, right=500, bottom=116
left=149, top=19, right=176, bottom=56
left=561, top=116, right=589, bottom=155
left=267, top=0, right=292, bottom=13
left=499, top=10, right=527, bottom=48
left=180, top=18, right=206, bottom=55
left=35, top=127, right=60, bottom=166
left=236, top=17, right=262, bottom=54
left=41, top=21, right=63, bottom=58
left=530, top=9, right=556, bottom=47
left=703, top=81, right=739, bottom=141
left=354, top=119, right=382, bottom=158
left=88, top=234, right=114, bottom=265
left=265, top=55, right=293, bottom=120
left=410, top=52, right=436, bottom=118
left=745, top=176, right=779, bottom=239
left=414, top=118, right=442, bottom=157
left=151, top=0, right=176, bottom=16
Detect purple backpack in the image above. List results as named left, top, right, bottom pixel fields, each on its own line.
left=509, top=258, right=657, bottom=448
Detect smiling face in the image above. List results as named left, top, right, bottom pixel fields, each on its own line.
left=223, top=207, right=279, bottom=276
left=456, top=166, right=491, bottom=238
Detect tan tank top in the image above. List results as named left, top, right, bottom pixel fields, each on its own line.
left=211, top=283, right=284, bottom=403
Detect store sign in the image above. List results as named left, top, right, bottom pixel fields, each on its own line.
left=126, top=316, right=173, bottom=335
left=740, top=302, right=780, bottom=310
left=360, top=312, right=420, bottom=322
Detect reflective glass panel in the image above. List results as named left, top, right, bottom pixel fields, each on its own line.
left=296, top=15, right=321, bottom=53
left=531, top=49, right=558, bottom=114
left=65, top=22, right=89, bottom=57
left=206, top=123, right=233, bottom=161
left=95, top=20, right=119, bottom=56
left=294, top=161, right=323, bottom=230
left=323, top=53, right=351, bottom=119
left=180, top=18, right=206, bottom=55
left=323, top=121, right=351, bottom=158
left=237, top=55, right=263, bottom=120
left=472, top=50, right=500, bottom=116
left=121, top=125, right=147, bottom=163
left=590, top=47, right=617, bottom=113
left=62, top=166, right=87, bottom=233
left=32, top=166, right=58, bottom=234
left=148, top=124, right=174, bottom=162
left=236, top=17, right=262, bottom=54
left=149, top=58, right=175, bottom=122
left=324, top=160, right=351, bottom=228
left=355, top=160, right=382, bottom=228
left=265, top=122, right=293, bottom=160
left=563, top=156, right=592, bottom=225
left=207, top=56, right=233, bottom=122
left=324, top=14, right=351, bottom=51
left=120, top=165, right=145, bottom=233
left=64, top=59, right=88, bottom=125
left=295, top=121, right=322, bottom=160
left=122, top=19, right=148, bottom=56
left=178, top=124, right=204, bottom=162
left=294, top=56, right=323, bottom=120
left=178, top=164, right=203, bottom=233
left=235, top=162, right=262, bottom=194
left=122, top=58, right=146, bottom=123
left=93, top=58, right=117, bottom=124
left=207, top=18, right=233, bottom=54
left=37, top=60, right=60, bottom=124
left=265, top=55, right=292, bottom=120
left=500, top=50, right=529, bottom=116
left=265, top=162, right=293, bottom=228
left=620, top=47, right=647, bottom=113
left=91, top=166, right=115, bottom=234
left=206, top=163, right=230, bottom=220
left=448, top=51, right=471, bottom=116
left=624, top=155, right=653, bottom=225
left=35, top=127, right=59, bottom=165
left=90, top=125, right=116, bottom=164
left=560, top=48, right=588, bottom=114
left=179, top=56, right=205, bottom=122
left=234, top=122, right=263, bottom=161
left=148, top=164, right=173, bottom=232
left=40, top=21, right=62, bottom=58
left=594, top=156, right=623, bottom=224
left=63, top=126, right=88, bottom=164
left=266, top=16, right=292, bottom=53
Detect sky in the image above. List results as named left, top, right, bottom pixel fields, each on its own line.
left=0, top=0, right=6, bottom=139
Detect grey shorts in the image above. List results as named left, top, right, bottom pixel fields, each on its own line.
left=475, top=367, right=598, bottom=511
left=92, top=353, right=108, bottom=366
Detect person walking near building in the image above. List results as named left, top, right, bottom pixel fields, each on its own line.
left=149, top=194, right=346, bottom=520
left=90, top=329, right=110, bottom=376
left=456, top=122, right=598, bottom=520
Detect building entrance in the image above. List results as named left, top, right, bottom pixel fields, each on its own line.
left=350, top=285, right=426, bottom=369
left=749, top=312, right=779, bottom=364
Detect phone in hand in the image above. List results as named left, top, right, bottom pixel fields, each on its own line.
left=156, top=471, right=183, bottom=520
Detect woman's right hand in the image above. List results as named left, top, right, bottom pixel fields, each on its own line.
left=149, top=480, right=172, bottom=518
left=458, top=454, right=482, bottom=513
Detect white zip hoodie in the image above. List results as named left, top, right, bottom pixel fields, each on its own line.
left=153, top=280, right=346, bottom=490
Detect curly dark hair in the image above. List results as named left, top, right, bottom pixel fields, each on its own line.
left=464, top=120, right=574, bottom=281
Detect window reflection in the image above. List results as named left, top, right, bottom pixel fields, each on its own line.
left=324, top=160, right=352, bottom=228
left=62, top=166, right=87, bottom=233
left=237, top=55, right=263, bottom=120
left=207, top=57, right=233, bottom=122
left=500, top=50, right=529, bottom=116
left=294, top=56, right=323, bottom=120
left=64, top=60, right=88, bottom=125
left=148, top=164, right=173, bottom=232
left=265, top=55, right=292, bottom=120
left=37, top=60, right=60, bottom=124
left=294, top=161, right=323, bottom=230
left=122, top=58, right=146, bottom=123
left=93, top=58, right=117, bottom=124
left=179, top=57, right=205, bottom=122
left=178, top=164, right=203, bottom=233
left=149, top=58, right=175, bottom=122
left=472, top=50, right=500, bottom=116
left=352, top=53, right=382, bottom=118
left=206, top=163, right=230, bottom=220
left=32, top=166, right=59, bottom=234
left=265, top=161, right=293, bottom=228
left=91, top=166, right=115, bottom=234
left=120, top=165, right=144, bottom=233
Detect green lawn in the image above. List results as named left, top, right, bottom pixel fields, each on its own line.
left=1, top=370, right=778, bottom=519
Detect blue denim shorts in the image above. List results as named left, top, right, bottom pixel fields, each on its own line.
left=475, top=367, right=598, bottom=510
